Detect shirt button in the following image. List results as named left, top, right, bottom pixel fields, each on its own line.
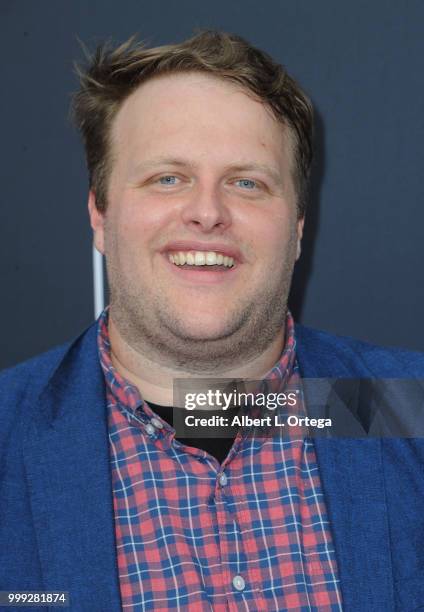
left=150, top=417, right=164, bottom=429
left=145, top=423, right=155, bottom=435
left=232, top=575, right=245, bottom=591
left=218, top=472, right=228, bottom=487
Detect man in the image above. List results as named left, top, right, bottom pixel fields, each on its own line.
left=1, top=30, right=423, bottom=612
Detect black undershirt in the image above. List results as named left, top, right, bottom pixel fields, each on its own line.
left=147, top=402, right=241, bottom=464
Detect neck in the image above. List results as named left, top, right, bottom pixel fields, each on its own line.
left=108, top=314, right=286, bottom=407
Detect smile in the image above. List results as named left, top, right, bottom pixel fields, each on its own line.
left=168, top=251, right=235, bottom=268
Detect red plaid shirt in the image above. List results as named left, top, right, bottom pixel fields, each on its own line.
left=98, top=309, right=343, bottom=611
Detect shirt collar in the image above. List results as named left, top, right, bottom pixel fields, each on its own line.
left=97, top=307, right=298, bottom=417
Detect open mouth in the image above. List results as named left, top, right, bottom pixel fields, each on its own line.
left=168, top=250, right=235, bottom=270
left=163, top=248, right=239, bottom=283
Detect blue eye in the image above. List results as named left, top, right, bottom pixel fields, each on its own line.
left=236, top=179, right=257, bottom=189
left=158, top=175, right=178, bottom=185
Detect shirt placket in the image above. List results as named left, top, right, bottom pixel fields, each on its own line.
left=212, top=441, right=268, bottom=612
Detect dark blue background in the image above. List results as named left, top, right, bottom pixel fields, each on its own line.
left=1, top=0, right=423, bottom=369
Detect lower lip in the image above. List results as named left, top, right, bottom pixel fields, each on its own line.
left=163, top=256, right=239, bottom=284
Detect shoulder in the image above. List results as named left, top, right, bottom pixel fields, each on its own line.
left=0, top=341, right=74, bottom=457
left=295, top=323, right=424, bottom=377
left=0, top=342, right=72, bottom=435
left=0, top=323, right=99, bottom=445
left=0, top=321, right=99, bottom=410
left=0, top=342, right=72, bottom=395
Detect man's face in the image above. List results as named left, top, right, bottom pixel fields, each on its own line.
left=89, top=72, right=304, bottom=371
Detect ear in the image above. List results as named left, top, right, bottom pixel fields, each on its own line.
left=296, top=217, right=305, bottom=261
left=88, top=191, right=105, bottom=255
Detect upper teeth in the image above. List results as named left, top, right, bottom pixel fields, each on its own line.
left=168, top=251, right=235, bottom=267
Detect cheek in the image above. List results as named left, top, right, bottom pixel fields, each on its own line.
left=105, top=207, right=169, bottom=282
left=248, top=211, right=296, bottom=263
left=119, top=194, right=175, bottom=244
left=107, top=207, right=150, bottom=250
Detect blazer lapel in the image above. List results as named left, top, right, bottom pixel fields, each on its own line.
left=23, top=324, right=122, bottom=611
left=313, top=438, right=395, bottom=611
left=296, top=331, right=395, bottom=611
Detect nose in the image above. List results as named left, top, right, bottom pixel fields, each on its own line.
left=180, top=182, right=232, bottom=233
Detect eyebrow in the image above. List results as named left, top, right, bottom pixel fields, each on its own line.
left=132, top=157, right=283, bottom=185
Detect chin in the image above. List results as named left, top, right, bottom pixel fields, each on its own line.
left=171, top=314, right=235, bottom=341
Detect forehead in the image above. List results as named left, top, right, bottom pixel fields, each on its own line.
left=110, top=72, right=294, bottom=173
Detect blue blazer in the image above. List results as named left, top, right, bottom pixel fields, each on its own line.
left=1, top=322, right=424, bottom=611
